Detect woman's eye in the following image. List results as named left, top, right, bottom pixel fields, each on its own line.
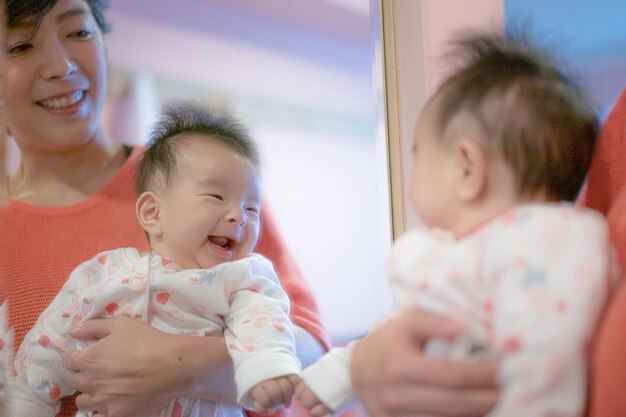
left=8, top=43, right=33, bottom=55
left=246, top=207, right=260, bottom=214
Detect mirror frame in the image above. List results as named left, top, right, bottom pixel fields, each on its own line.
left=379, top=0, right=427, bottom=240
left=378, top=0, right=504, bottom=239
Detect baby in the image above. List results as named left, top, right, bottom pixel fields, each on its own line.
left=10, top=102, right=300, bottom=417
left=297, top=32, right=619, bottom=417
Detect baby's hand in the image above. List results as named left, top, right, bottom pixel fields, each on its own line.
left=250, top=374, right=299, bottom=414
left=295, top=379, right=332, bottom=417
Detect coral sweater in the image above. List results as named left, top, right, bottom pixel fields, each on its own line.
left=579, top=88, right=626, bottom=417
left=2, top=146, right=329, bottom=417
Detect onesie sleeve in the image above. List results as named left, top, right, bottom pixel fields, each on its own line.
left=256, top=207, right=330, bottom=350
left=223, top=254, right=302, bottom=409
left=9, top=253, right=108, bottom=417
left=487, top=208, right=619, bottom=417
left=300, top=344, right=355, bottom=413
left=297, top=230, right=437, bottom=414
left=299, top=289, right=419, bottom=414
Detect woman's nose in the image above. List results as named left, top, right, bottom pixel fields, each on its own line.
left=40, top=40, right=78, bottom=80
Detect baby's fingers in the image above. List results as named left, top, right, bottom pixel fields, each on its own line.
left=263, top=380, right=286, bottom=406
left=252, top=401, right=275, bottom=416
left=251, top=384, right=275, bottom=410
left=295, top=381, right=322, bottom=410
left=277, top=376, right=297, bottom=406
left=310, top=402, right=332, bottom=417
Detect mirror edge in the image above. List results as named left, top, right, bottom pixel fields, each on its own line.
left=379, top=0, right=427, bottom=240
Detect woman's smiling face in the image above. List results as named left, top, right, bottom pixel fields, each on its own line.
left=5, top=0, right=108, bottom=152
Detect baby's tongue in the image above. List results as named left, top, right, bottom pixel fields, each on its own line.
left=210, top=236, right=228, bottom=247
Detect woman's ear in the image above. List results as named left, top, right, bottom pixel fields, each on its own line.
left=136, top=191, right=163, bottom=237
left=454, top=138, right=487, bottom=202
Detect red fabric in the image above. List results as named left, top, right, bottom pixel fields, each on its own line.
left=579, top=88, right=626, bottom=417
left=3, top=146, right=328, bottom=417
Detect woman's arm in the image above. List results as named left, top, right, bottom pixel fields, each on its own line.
left=67, top=319, right=324, bottom=417
left=350, top=308, right=498, bottom=417
left=67, top=317, right=237, bottom=417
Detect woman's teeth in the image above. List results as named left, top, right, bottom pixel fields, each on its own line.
left=38, top=91, right=85, bottom=109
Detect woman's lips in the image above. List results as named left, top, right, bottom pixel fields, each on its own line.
left=36, top=90, right=86, bottom=110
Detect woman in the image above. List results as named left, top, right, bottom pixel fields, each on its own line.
left=3, top=0, right=327, bottom=416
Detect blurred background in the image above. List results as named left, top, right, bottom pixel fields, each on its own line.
left=505, top=0, right=626, bottom=121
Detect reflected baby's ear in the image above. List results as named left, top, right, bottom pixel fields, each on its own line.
left=136, top=191, right=163, bottom=237
left=454, top=138, right=487, bottom=202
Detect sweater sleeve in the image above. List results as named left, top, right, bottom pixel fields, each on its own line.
left=256, top=205, right=330, bottom=351
left=578, top=88, right=626, bottom=214
left=583, top=88, right=626, bottom=417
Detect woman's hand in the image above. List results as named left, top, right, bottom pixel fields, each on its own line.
left=66, top=316, right=236, bottom=417
left=350, top=308, right=499, bottom=417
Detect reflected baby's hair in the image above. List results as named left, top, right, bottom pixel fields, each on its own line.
left=136, top=101, right=260, bottom=195
left=7, top=0, right=110, bottom=32
left=433, top=31, right=597, bottom=202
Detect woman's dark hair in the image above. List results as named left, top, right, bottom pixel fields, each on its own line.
left=7, top=0, right=110, bottom=32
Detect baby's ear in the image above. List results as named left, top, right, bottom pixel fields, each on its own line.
left=454, top=138, right=487, bottom=202
left=136, top=191, right=163, bottom=237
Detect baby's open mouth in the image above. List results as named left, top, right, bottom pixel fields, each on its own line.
left=209, top=236, right=235, bottom=250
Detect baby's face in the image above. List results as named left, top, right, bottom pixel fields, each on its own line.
left=409, top=100, right=459, bottom=230
left=155, top=135, right=262, bottom=269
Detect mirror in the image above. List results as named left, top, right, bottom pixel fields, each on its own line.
left=99, top=0, right=393, bottom=344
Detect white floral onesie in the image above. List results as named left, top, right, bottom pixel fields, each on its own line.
left=10, top=249, right=301, bottom=417
left=302, top=203, right=620, bottom=417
